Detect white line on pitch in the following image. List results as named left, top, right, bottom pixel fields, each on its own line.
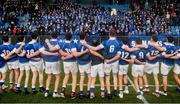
left=66, top=84, right=177, bottom=87
left=127, top=76, right=149, bottom=104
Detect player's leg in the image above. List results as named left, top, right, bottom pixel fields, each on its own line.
left=79, top=65, right=85, bottom=98
left=13, top=61, right=20, bottom=89
left=61, top=62, right=70, bottom=98
left=173, top=64, right=180, bottom=93
left=104, top=63, right=112, bottom=99
left=90, top=64, right=98, bottom=99
left=118, top=65, right=124, bottom=98
left=31, top=70, right=38, bottom=94
left=38, top=70, right=45, bottom=92
left=9, top=69, right=14, bottom=90
left=152, top=73, right=160, bottom=97
left=112, top=62, right=119, bottom=96
left=123, top=65, right=129, bottom=94
left=24, top=69, right=30, bottom=95
left=132, top=65, right=142, bottom=100
left=16, top=70, right=24, bottom=93
left=52, top=61, right=61, bottom=98
left=98, top=63, right=105, bottom=98
left=71, top=72, right=77, bottom=99
left=142, top=73, right=150, bottom=92
left=45, top=74, right=51, bottom=97
left=53, top=73, right=60, bottom=98
left=0, top=66, right=7, bottom=91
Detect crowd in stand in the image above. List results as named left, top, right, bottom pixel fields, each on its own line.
left=0, top=0, right=179, bottom=36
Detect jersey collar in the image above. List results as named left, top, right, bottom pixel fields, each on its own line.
left=3, top=42, right=10, bottom=45
left=164, top=42, right=174, bottom=46
left=109, top=37, right=116, bottom=40
left=29, top=39, right=37, bottom=44
left=50, top=39, right=57, bottom=41
left=65, top=40, right=71, bottom=43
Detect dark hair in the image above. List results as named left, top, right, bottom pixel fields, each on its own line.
left=65, top=33, right=72, bottom=41
left=151, top=35, right=158, bottom=42
left=17, top=35, right=24, bottom=42
left=122, top=39, right=128, bottom=45
left=2, top=35, right=9, bottom=42
left=136, top=38, right=142, bottom=44
left=51, top=33, right=57, bottom=39
left=109, top=28, right=116, bottom=37
left=79, top=32, right=86, bottom=40
left=92, top=37, right=100, bottom=46
left=167, top=36, right=174, bottom=43
left=31, top=34, right=38, bottom=40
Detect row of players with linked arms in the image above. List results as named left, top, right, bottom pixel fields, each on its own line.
left=0, top=29, right=179, bottom=100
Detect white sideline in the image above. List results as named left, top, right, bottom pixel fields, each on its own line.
left=66, top=84, right=177, bottom=87
left=127, top=76, right=149, bottom=104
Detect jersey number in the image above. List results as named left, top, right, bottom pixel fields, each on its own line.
left=65, top=48, right=71, bottom=54
left=27, top=49, right=35, bottom=55
left=109, top=45, right=115, bottom=53
left=121, top=52, right=129, bottom=59
left=139, top=52, right=144, bottom=59
left=3, top=50, right=10, bottom=56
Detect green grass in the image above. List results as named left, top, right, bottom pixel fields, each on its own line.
left=1, top=62, right=180, bottom=103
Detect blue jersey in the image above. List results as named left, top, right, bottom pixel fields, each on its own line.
left=132, top=49, right=147, bottom=65
left=75, top=42, right=91, bottom=65
left=25, top=40, right=42, bottom=62
left=15, top=43, right=29, bottom=63
left=1, top=43, right=17, bottom=62
left=146, top=44, right=161, bottom=64
left=42, top=39, right=60, bottom=62
left=119, top=48, right=131, bottom=65
left=101, top=38, right=122, bottom=60
left=0, top=45, right=6, bottom=68
left=61, top=41, right=76, bottom=62
left=162, top=43, right=176, bottom=66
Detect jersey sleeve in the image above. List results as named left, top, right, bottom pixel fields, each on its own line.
left=99, top=41, right=105, bottom=48
left=71, top=43, right=77, bottom=52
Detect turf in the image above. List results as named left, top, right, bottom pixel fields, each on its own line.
left=0, top=62, right=180, bottom=103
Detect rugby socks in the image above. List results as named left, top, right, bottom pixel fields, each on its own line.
left=46, top=88, right=49, bottom=93
left=125, top=84, right=129, bottom=90
left=9, top=82, right=13, bottom=87
left=90, top=86, right=95, bottom=94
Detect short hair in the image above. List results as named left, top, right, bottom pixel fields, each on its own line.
left=2, top=35, right=9, bottom=42
left=151, top=35, right=158, bottom=42
left=51, top=33, right=58, bottom=39
left=136, top=38, right=142, bottom=45
left=167, top=36, right=174, bottom=43
left=109, top=28, right=116, bottom=37
left=79, top=32, right=86, bottom=40
left=17, top=35, right=24, bottom=42
left=65, top=33, right=72, bottom=41
left=31, top=34, right=38, bottom=40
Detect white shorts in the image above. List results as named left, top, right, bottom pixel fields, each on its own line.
left=104, top=61, right=119, bottom=75
left=7, top=60, right=19, bottom=70
left=19, top=62, right=30, bottom=71
left=79, top=62, right=91, bottom=76
left=0, top=65, right=8, bottom=74
left=45, top=61, right=60, bottom=74
left=91, top=63, right=104, bottom=78
left=173, top=64, right=180, bottom=74
left=161, top=63, right=173, bottom=76
left=144, top=63, right=159, bottom=74
left=63, top=62, right=78, bottom=74
left=132, top=64, right=144, bottom=77
left=29, top=60, right=44, bottom=72
left=119, top=65, right=129, bottom=75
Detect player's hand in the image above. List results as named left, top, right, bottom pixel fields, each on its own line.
left=61, top=56, right=65, bottom=60
left=45, top=39, right=50, bottom=43
left=142, top=62, right=146, bottom=65
left=80, top=40, right=87, bottom=45
left=105, top=59, right=110, bottom=63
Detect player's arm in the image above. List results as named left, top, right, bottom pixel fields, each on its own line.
left=90, top=50, right=104, bottom=59
left=72, top=49, right=89, bottom=57
left=39, top=47, right=59, bottom=56
left=123, top=45, right=139, bottom=52
left=151, top=43, right=166, bottom=52
left=14, top=43, right=25, bottom=54
left=1, top=53, right=12, bottom=60
left=45, top=39, right=59, bottom=51
left=162, top=52, right=176, bottom=58
left=146, top=54, right=160, bottom=61
left=105, top=52, right=121, bottom=63
left=134, top=59, right=146, bottom=65
left=59, top=49, right=69, bottom=56
left=26, top=50, right=40, bottom=58
left=59, top=49, right=74, bottom=60
left=81, top=40, right=103, bottom=51
left=169, top=53, right=180, bottom=59
left=121, top=58, right=134, bottom=64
